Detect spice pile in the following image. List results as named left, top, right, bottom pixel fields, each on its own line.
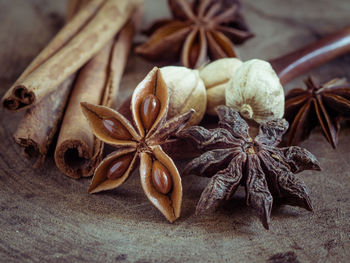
left=2, top=0, right=350, bottom=228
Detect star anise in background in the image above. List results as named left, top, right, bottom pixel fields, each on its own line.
left=285, top=76, right=350, bottom=148
left=135, top=0, right=253, bottom=68
left=177, top=106, right=321, bottom=229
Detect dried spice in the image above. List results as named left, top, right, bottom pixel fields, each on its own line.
left=160, top=66, right=207, bottom=125
left=285, top=76, right=350, bottom=148
left=135, top=0, right=253, bottom=68
left=2, top=0, right=140, bottom=111
left=199, top=57, right=242, bottom=115
left=177, top=105, right=321, bottom=229
left=225, top=59, right=285, bottom=123
left=54, top=19, right=136, bottom=179
left=81, top=67, right=194, bottom=223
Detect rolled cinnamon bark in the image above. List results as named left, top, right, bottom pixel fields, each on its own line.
left=2, top=0, right=140, bottom=111
left=66, top=0, right=91, bottom=19
left=54, top=20, right=135, bottom=178
left=13, top=77, right=74, bottom=168
left=12, top=0, right=90, bottom=167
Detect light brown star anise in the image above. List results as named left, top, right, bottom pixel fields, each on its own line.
left=135, top=0, right=253, bottom=68
left=177, top=105, right=321, bottom=229
left=81, top=67, right=194, bottom=223
left=285, top=76, right=350, bottom=148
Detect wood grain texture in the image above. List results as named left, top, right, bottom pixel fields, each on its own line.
left=0, top=0, right=350, bottom=262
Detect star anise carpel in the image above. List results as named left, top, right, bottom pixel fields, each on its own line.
left=135, top=0, right=253, bottom=68
left=81, top=67, right=194, bottom=223
left=285, top=76, right=350, bottom=148
left=177, top=105, right=321, bottom=229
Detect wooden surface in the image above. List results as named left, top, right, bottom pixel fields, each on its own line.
left=1, top=0, right=350, bottom=262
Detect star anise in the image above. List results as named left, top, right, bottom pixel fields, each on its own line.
left=81, top=67, right=194, bottom=223
left=177, top=105, right=321, bottom=229
left=135, top=0, right=253, bottom=68
left=285, top=76, right=350, bottom=148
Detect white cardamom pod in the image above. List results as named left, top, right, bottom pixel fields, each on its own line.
left=160, top=66, right=206, bottom=125
left=225, top=59, right=285, bottom=123
left=199, top=58, right=243, bottom=115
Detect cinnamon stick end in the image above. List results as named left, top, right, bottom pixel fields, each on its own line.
left=54, top=139, right=92, bottom=179
left=2, top=97, right=19, bottom=111
left=13, top=136, right=45, bottom=168
left=2, top=85, right=35, bottom=111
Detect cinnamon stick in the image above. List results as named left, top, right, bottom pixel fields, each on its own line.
left=12, top=0, right=90, bottom=167
left=13, top=77, right=74, bottom=167
left=66, top=0, right=90, bottom=20
left=54, top=19, right=136, bottom=178
left=2, top=0, right=140, bottom=111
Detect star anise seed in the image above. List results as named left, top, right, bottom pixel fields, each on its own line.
left=177, top=105, right=321, bottom=229
left=81, top=67, right=194, bottom=223
left=135, top=0, right=253, bottom=68
left=285, top=76, right=350, bottom=148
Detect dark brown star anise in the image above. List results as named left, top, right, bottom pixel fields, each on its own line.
left=177, top=105, right=321, bottom=229
left=285, top=76, right=350, bottom=148
left=135, top=0, right=253, bottom=68
left=81, top=67, right=194, bottom=223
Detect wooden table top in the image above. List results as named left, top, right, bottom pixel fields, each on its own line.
left=0, top=0, right=349, bottom=262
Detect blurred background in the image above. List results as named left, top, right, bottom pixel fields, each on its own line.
left=1, top=0, right=350, bottom=89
